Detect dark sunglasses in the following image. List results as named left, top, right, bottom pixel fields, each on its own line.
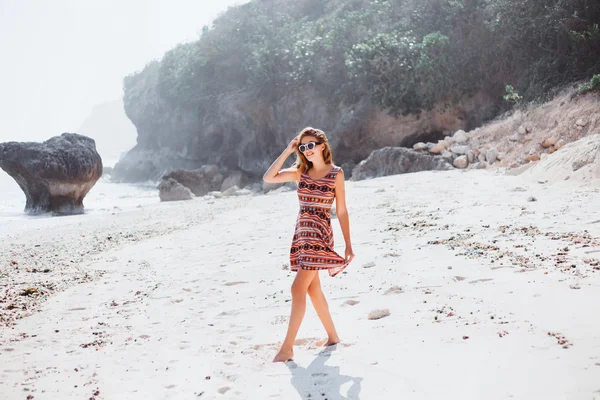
left=298, top=141, right=321, bottom=153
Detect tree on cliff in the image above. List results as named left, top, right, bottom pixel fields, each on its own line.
left=115, top=0, right=600, bottom=182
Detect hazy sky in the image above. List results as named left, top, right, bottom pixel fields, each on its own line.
left=0, top=0, right=249, bottom=143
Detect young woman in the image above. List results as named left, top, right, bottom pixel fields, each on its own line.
left=263, top=127, right=355, bottom=363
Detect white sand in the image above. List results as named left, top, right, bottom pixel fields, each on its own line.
left=1, top=169, right=599, bottom=400
left=522, top=134, right=600, bottom=185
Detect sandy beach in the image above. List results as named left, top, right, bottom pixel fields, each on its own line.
left=1, top=168, right=599, bottom=399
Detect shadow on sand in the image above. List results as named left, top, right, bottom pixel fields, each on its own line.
left=286, top=346, right=363, bottom=400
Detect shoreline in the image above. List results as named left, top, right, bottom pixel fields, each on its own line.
left=1, top=169, right=599, bottom=399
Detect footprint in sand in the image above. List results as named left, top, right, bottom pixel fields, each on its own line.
left=384, top=286, right=403, bottom=295
left=224, top=281, right=248, bottom=286
left=271, top=315, right=289, bottom=325
left=218, top=387, right=231, bottom=394
left=217, top=310, right=240, bottom=317
left=469, top=278, right=494, bottom=284
left=343, top=300, right=360, bottom=306
left=368, top=309, right=391, bottom=320
left=245, top=337, right=337, bottom=357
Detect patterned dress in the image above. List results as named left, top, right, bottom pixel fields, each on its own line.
left=290, top=165, right=349, bottom=277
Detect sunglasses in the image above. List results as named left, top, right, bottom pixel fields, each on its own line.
left=298, top=141, right=321, bottom=153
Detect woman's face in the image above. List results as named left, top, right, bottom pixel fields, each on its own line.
left=299, top=135, right=323, bottom=162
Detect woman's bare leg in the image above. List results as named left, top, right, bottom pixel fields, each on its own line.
left=307, top=272, right=340, bottom=346
left=273, top=269, right=318, bottom=362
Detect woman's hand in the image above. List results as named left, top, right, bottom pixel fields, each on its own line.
left=285, top=135, right=300, bottom=155
left=345, top=245, right=355, bottom=263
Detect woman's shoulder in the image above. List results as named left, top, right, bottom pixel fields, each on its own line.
left=332, top=164, right=344, bottom=175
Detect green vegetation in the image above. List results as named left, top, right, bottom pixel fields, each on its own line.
left=124, top=0, right=600, bottom=117
left=503, top=85, right=522, bottom=105
left=579, top=74, right=600, bottom=93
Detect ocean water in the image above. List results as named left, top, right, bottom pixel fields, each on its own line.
left=0, top=170, right=160, bottom=223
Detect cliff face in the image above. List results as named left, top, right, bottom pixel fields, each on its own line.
left=113, top=84, right=498, bottom=183
left=111, top=0, right=599, bottom=183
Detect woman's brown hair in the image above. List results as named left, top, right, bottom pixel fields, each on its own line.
left=293, top=127, right=333, bottom=173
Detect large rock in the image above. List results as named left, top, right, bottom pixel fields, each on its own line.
left=221, top=170, right=250, bottom=192
left=429, top=140, right=449, bottom=154
left=486, top=147, right=499, bottom=164
left=0, top=133, right=102, bottom=215
left=453, top=129, right=468, bottom=143
left=453, top=155, right=468, bottom=169
left=450, top=145, right=469, bottom=155
left=350, top=147, right=453, bottom=181
left=161, top=166, right=224, bottom=196
left=158, top=178, right=195, bottom=201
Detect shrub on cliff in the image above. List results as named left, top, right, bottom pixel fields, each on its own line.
left=124, top=0, right=600, bottom=119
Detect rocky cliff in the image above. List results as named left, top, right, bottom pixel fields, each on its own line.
left=112, top=0, right=599, bottom=184
left=113, top=84, right=497, bottom=183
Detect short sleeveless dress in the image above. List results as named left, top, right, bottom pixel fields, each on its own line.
left=290, top=165, right=350, bottom=277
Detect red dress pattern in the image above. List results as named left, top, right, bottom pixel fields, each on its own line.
left=290, top=165, right=349, bottom=277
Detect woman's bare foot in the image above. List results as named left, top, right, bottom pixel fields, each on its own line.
left=317, top=337, right=340, bottom=347
left=272, top=348, right=294, bottom=363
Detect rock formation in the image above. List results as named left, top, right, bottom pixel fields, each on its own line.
left=350, top=147, right=453, bottom=181
left=0, top=133, right=103, bottom=214
left=113, top=84, right=497, bottom=184
left=161, top=166, right=224, bottom=197
left=157, top=178, right=195, bottom=202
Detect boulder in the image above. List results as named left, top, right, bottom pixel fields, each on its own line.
left=441, top=149, right=453, bottom=159
left=351, top=147, right=453, bottom=181
left=444, top=136, right=456, bottom=145
left=453, top=130, right=468, bottom=143
left=466, top=150, right=474, bottom=164
left=158, top=178, right=195, bottom=201
left=450, top=145, right=469, bottom=155
left=222, top=185, right=252, bottom=197
left=541, top=137, right=558, bottom=148
left=429, top=140, right=449, bottom=154
left=413, top=142, right=428, bottom=151
left=221, top=170, right=250, bottom=192
left=162, top=165, right=224, bottom=196
left=486, top=148, right=498, bottom=164
left=453, top=155, right=468, bottom=169
left=0, top=133, right=102, bottom=215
